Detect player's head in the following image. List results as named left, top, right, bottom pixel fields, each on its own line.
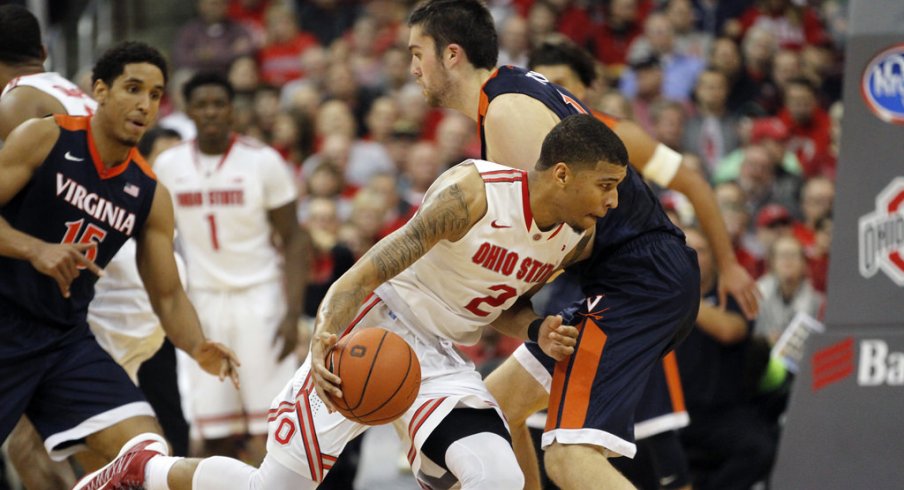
left=183, top=71, right=235, bottom=142
left=536, top=114, right=629, bottom=231
left=137, top=126, right=182, bottom=164
left=91, top=42, right=168, bottom=146
left=528, top=39, right=597, bottom=100
left=408, top=0, right=497, bottom=106
left=0, top=5, right=44, bottom=66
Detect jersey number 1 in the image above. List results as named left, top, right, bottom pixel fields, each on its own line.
left=61, top=219, right=107, bottom=267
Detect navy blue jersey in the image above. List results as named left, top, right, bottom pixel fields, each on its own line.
left=0, top=115, right=157, bottom=328
left=478, top=66, right=682, bottom=260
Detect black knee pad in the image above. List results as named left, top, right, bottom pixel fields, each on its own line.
left=420, top=407, right=511, bottom=472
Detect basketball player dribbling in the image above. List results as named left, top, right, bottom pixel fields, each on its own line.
left=75, top=114, right=625, bottom=490
left=405, top=1, right=759, bottom=488
left=0, top=39, right=237, bottom=481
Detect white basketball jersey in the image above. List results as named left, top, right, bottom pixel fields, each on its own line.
left=1, top=72, right=97, bottom=116
left=375, top=160, right=584, bottom=345
left=154, top=136, right=298, bottom=290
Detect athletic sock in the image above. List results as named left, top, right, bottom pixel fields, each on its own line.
left=145, top=455, right=181, bottom=490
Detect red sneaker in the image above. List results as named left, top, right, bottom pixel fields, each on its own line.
left=73, top=433, right=169, bottom=490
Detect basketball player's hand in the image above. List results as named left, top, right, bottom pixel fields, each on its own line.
left=30, top=242, right=104, bottom=298
left=719, top=262, right=761, bottom=320
left=538, top=315, right=579, bottom=361
left=310, top=331, right=342, bottom=412
left=273, top=315, right=299, bottom=362
left=192, top=341, right=241, bottom=388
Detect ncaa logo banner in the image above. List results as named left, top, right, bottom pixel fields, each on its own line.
left=859, top=177, right=904, bottom=286
left=861, top=44, right=904, bottom=124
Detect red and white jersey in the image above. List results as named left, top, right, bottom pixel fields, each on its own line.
left=154, top=135, right=297, bottom=290
left=375, top=160, right=583, bottom=345
left=2, top=72, right=96, bottom=116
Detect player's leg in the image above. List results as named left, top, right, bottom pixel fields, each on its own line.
left=185, top=289, right=247, bottom=458
left=542, top=235, right=700, bottom=490
left=417, top=406, right=525, bottom=489
left=484, top=352, right=549, bottom=490
left=6, top=417, right=75, bottom=490
left=233, top=282, right=299, bottom=465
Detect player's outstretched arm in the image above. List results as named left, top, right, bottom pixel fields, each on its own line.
left=310, top=163, right=487, bottom=410
left=268, top=201, right=313, bottom=361
left=615, top=119, right=760, bottom=320
left=0, top=118, right=103, bottom=297
left=137, top=183, right=240, bottom=387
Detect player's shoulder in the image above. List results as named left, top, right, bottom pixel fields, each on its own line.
left=154, top=140, right=193, bottom=168
left=233, top=135, right=284, bottom=161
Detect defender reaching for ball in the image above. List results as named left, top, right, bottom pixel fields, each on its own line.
left=76, top=114, right=628, bottom=490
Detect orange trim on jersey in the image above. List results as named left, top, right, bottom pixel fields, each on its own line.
left=64, top=115, right=139, bottom=180
left=662, top=352, right=686, bottom=413
left=548, top=317, right=608, bottom=429
left=132, top=152, right=157, bottom=180
left=591, top=109, right=620, bottom=130
left=476, top=68, right=501, bottom=151
left=54, top=114, right=89, bottom=131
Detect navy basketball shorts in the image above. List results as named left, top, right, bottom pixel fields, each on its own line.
left=0, top=303, right=153, bottom=460
left=519, top=232, right=700, bottom=458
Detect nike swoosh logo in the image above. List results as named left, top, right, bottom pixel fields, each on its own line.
left=659, top=475, right=678, bottom=486
left=64, top=151, right=85, bottom=162
left=491, top=220, right=511, bottom=229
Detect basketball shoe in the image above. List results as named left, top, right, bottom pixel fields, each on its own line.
left=72, top=432, right=169, bottom=490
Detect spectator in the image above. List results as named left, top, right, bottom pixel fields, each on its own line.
left=295, top=0, right=361, bottom=47
left=622, top=12, right=706, bottom=103
left=302, top=197, right=356, bottom=318
left=623, top=55, right=668, bottom=133
left=363, top=95, right=400, bottom=144
left=753, top=203, right=795, bottom=264
left=651, top=99, right=688, bottom=151
left=779, top=77, right=832, bottom=178
left=755, top=235, right=825, bottom=344
left=716, top=181, right=763, bottom=278
left=793, top=176, right=834, bottom=250
left=677, top=228, right=776, bottom=490
left=735, top=144, right=801, bottom=216
left=665, top=0, right=712, bottom=59
left=715, top=117, right=802, bottom=185
left=683, top=68, right=740, bottom=177
left=227, top=55, right=261, bottom=95
left=498, top=15, right=530, bottom=68
left=257, top=3, right=320, bottom=86
left=591, top=0, right=644, bottom=79
left=708, top=36, right=761, bottom=115
left=738, top=0, right=829, bottom=50
left=690, top=0, right=753, bottom=37
left=173, top=0, right=255, bottom=73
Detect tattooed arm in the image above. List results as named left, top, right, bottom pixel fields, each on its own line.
left=309, top=163, right=487, bottom=409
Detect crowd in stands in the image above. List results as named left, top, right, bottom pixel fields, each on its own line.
left=53, top=0, right=844, bottom=487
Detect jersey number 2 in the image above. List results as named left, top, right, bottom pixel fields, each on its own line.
left=61, top=219, right=107, bottom=267
left=464, top=284, right=517, bottom=317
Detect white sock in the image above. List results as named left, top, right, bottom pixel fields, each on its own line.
left=145, top=455, right=181, bottom=490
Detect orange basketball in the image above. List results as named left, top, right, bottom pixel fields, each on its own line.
left=326, top=327, right=421, bottom=425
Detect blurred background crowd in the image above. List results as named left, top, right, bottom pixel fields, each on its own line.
left=2, top=0, right=848, bottom=488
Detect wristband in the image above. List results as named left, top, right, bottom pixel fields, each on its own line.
left=527, top=318, right=543, bottom=343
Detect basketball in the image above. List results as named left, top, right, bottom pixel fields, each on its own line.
left=326, top=327, right=421, bottom=425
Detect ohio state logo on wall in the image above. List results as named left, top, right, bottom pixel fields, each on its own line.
left=860, top=178, right=904, bottom=285
left=861, top=44, right=904, bottom=125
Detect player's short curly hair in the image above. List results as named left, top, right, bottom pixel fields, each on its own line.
left=182, top=71, right=235, bottom=103
left=0, top=5, right=43, bottom=64
left=92, top=41, right=168, bottom=87
left=537, top=114, right=629, bottom=170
